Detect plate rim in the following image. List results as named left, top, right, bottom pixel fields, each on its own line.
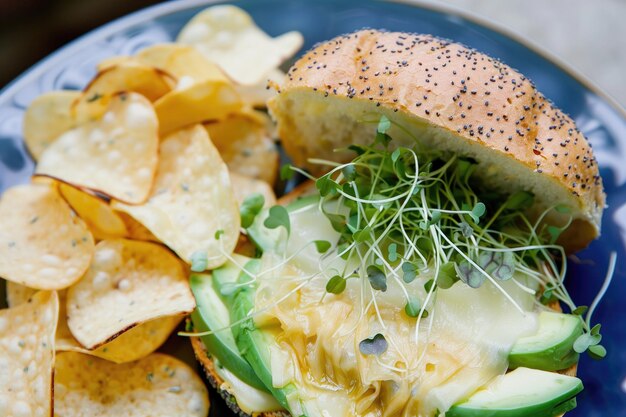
left=0, top=1, right=623, bottom=414
left=0, top=0, right=624, bottom=120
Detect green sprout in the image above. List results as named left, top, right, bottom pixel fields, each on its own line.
left=182, top=116, right=613, bottom=364
left=309, top=116, right=611, bottom=356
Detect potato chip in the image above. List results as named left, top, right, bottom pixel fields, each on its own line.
left=116, top=211, right=160, bottom=242
left=54, top=352, right=209, bottom=416
left=58, top=285, right=181, bottom=363
left=136, top=43, right=228, bottom=84
left=114, top=125, right=240, bottom=269
left=230, top=171, right=277, bottom=207
left=6, top=283, right=76, bottom=348
left=7, top=283, right=180, bottom=363
left=73, top=62, right=173, bottom=121
left=55, top=289, right=180, bottom=363
left=36, top=92, right=159, bottom=204
left=177, top=5, right=303, bottom=85
left=72, top=316, right=183, bottom=363
left=0, top=291, right=58, bottom=417
left=130, top=42, right=241, bottom=135
left=204, top=114, right=279, bottom=184
left=66, top=239, right=195, bottom=350
left=71, top=65, right=174, bottom=127
left=235, top=68, right=285, bottom=108
left=53, top=290, right=79, bottom=349
left=23, top=90, right=80, bottom=160
left=59, top=183, right=127, bottom=240
left=0, top=183, right=94, bottom=290
left=154, top=79, right=242, bottom=136
left=6, top=281, right=37, bottom=307
left=56, top=291, right=183, bottom=363
left=8, top=285, right=90, bottom=348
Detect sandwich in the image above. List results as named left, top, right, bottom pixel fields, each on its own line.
left=189, top=29, right=608, bottom=417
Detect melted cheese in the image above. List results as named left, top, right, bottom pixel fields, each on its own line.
left=253, top=205, right=538, bottom=417
left=285, top=202, right=342, bottom=273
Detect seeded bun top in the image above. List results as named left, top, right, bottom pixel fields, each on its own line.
left=268, top=29, right=605, bottom=250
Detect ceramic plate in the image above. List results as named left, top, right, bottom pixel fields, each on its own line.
left=0, top=1, right=624, bottom=415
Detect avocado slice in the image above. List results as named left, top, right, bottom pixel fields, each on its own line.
left=447, top=367, right=583, bottom=417
left=190, top=272, right=267, bottom=391
left=246, top=194, right=319, bottom=253
left=508, top=312, right=582, bottom=371
left=212, top=254, right=252, bottom=300
left=230, top=260, right=304, bottom=414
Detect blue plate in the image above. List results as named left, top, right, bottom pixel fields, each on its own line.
left=1, top=1, right=624, bottom=416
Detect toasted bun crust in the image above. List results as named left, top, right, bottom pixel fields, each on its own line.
left=268, top=29, right=605, bottom=250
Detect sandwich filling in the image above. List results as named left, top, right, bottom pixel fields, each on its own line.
left=213, top=119, right=599, bottom=417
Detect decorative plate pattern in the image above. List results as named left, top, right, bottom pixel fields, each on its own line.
left=0, top=1, right=624, bottom=415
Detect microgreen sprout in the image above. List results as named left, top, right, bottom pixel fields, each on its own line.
left=366, top=265, right=387, bottom=292
left=401, top=261, right=418, bottom=283
left=280, top=164, right=295, bottom=181
left=570, top=251, right=616, bottom=359
left=359, top=333, right=388, bottom=356
left=263, top=205, right=291, bottom=235
left=314, top=240, right=332, bottom=253
left=240, top=193, right=265, bottom=228
left=308, top=116, right=612, bottom=360
left=183, top=117, right=614, bottom=369
left=457, top=251, right=515, bottom=288
left=436, top=262, right=458, bottom=289
left=326, top=275, right=347, bottom=294
left=190, top=250, right=207, bottom=272
left=404, top=297, right=421, bottom=318
left=314, top=129, right=543, bottom=307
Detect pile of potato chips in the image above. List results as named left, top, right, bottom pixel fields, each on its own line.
left=0, top=5, right=302, bottom=416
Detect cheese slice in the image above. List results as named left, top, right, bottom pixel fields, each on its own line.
left=253, top=203, right=538, bottom=416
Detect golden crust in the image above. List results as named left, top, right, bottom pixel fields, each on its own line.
left=270, top=29, right=605, bottom=249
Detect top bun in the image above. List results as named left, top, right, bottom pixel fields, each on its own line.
left=268, top=29, right=605, bottom=250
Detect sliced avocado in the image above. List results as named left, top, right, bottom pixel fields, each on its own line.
left=189, top=272, right=267, bottom=391
left=212, top=254, right=252, bottom=300
left=549, top=397, right=577, bottom=416
left=230, top=261, right=304, bottom=414
left=509, top=312, right=582, bottom=371
left=246, top=194, right=319, bottom=253
left=447, top=367, right=583, bottom=417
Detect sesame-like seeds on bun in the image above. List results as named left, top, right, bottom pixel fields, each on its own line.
left=268, top=29, right=605, bottom=250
